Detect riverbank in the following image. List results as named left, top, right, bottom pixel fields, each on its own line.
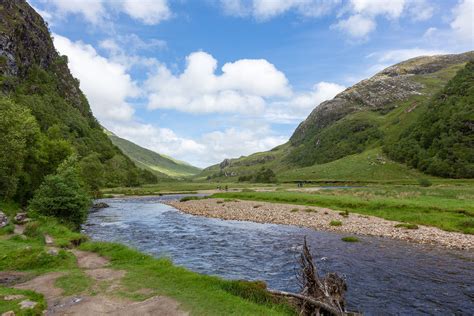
left=0, top=202, right=295, bottom=315
left=166, top=198, right=474, bottom=250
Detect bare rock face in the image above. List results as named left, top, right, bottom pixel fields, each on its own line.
left=0, top=211, right=8, bottom=228
left=290, top=52, right=474, bottom=145
left=0, top=0, right=95, bottom=118
left=219, top=159, right=232, bottom=169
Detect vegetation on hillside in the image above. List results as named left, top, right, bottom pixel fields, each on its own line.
left=108, top=133, right=201, bottom=178
left=384, top=61, right=474, bottom=178
left=0, top=1, right=158, bottom=219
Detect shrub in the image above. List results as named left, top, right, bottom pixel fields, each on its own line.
left=339, top=210, right=349, bottom=217
left=179, top=196, right=205, bottom=202
left=341, top=236, right=359, bottom=242
left=29, top=155, right=91, bottom=229
left=417, top=179, right=432, bottom=187
left=329, top=220, right=342, bottom=226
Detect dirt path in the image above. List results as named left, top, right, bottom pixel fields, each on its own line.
left=167, top=198, right=474, bottom=250
left=11, top=246, right=188, bottom=315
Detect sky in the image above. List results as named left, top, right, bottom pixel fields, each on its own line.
left=28, top=0, right=473, bottom=168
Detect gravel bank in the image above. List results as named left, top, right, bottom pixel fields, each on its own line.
left=166, top=198, right=474, bottom=250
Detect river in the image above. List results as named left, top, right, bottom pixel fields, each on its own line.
left=83, top=195, right=474, bottom=315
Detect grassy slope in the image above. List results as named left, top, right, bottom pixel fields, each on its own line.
left=108, top=134, right=201, bottom=178
left=197, top=62, right=468, bottom=183
left=0, top=205, right=294, bottom=315
left=213, top=184, right=474, bottom=234
left=278, top=148, right=432, bottom=182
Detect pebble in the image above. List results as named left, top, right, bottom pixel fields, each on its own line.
left=167, top=199, right=474, bottom=251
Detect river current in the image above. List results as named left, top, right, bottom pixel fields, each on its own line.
left=83, top=195, right=474, bottom=315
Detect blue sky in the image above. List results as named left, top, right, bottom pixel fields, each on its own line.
left=29, top=0, right=473, bottom=167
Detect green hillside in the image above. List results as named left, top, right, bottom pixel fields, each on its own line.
left=0, top=0, right=157, bottom=203
left=198, top=53, right=473, bottom=182
left=108, top=133, right=201, bottom=178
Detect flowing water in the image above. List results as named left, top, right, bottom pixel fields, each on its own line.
left=83, top=195, right=474, bottom=315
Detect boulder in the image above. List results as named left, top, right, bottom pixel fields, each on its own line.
left=14, top=212, right=29, bottom=224
left=91, top=202, right=109, bottom=209
left=0, top=211, right=8, bottom=228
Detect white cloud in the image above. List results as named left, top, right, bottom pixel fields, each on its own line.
left=265, top=81, right=345, bottom=123
left=348, top=0, right=405, bottom=19
left=450, top=0, right=474, bottom=43
left=333, top=0, right=435, bottom=39
left=332, top=14, right=376, bottom=38
left=369, top=48, right=448, bottom=64
left=43, top=0, right=106, bottom=24
left=53, top=34, right=138, bottom=122
left=220, top=0, right=341, bottom=19
left=146, top=51, right=290, bottom=114
left=121, top=0, right=171, bottom=25
left=407, top=0, right=435, bottom=21
left=37, top=0, right=171, bottom=25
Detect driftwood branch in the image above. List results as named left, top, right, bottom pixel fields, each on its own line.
left=270, top=237, right=350, bottom=316
left=267, top=289, right=345, bottom=316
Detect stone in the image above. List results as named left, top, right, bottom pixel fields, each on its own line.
left=3, top=294, right=25, bottom=301
left=91, top=202, right=109, bottom=209
left=14, top=213, right=28, bottom=224
left=47, top=248, right=59, bottom=256
left=44, top=234, right=54, bottom=245
left=0, top=211, right=8, bottom=228
left=19, top=300, right=37, bottom=309
left=1, top=311, right=15, bottom=316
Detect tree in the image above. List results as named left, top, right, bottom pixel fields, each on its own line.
left=79, top=153, right=104, bottom=197
left=0, top=98, right=40, bottom=199
left=29, top=155, right=91, bottom=229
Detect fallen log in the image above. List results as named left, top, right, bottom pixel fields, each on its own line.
left=267, top=289, right=346, bottom=316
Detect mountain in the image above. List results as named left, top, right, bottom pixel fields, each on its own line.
left=107, top=132, right=201, bottom=178
left=0, top=0, right=157, bottom=202
left=198, top=52, right=474, bottom=182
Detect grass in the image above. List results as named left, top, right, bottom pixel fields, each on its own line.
left=213, top=184, right=474, bottom=234
left=55, top=270, right=94, bottom=296
left=278, top=148, right=434, bottom=183
left=101, top=181, right=274, bottom=196
left=341, top=237, right=359, bottom=242
left=0, top=286, right=46, bottom=316
left=329, top=220, right=342, bottom=227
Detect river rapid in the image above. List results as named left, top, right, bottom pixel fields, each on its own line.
left=83, top=195, right=474, bottom=315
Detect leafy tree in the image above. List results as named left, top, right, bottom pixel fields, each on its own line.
left=0, top=98, right=40, bottom=199
left=79, top=153, right=104, bottom=197
left=29, top=155, right=91, bottom=229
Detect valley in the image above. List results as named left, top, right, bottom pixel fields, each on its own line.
left=0, top=0, right=473, bottom=315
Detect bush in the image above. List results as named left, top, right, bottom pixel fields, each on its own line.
left=341, top=236, right=359, bottom=242
left=29, top=155, right=91, bottom=229
left=329, top=220, right=342, bottom=226
left=417, top=179, right=432, bottom=187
